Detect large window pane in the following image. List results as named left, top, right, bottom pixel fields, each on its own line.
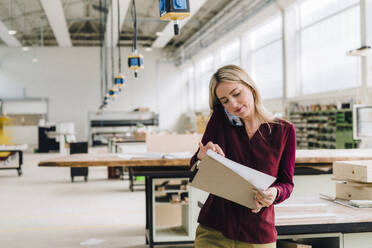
left=300, top=0, right=359, bottom=28
left=220, top=39, right=240, bottom=66
left=250, top=15, right=283, bottom=99
left=301, top=6, right=361, bottom=94
left=251, top=17, right=282, bottom=49
left=252, top=40, right=283, bottom=99
left=196, top=56, right=213, bottom=110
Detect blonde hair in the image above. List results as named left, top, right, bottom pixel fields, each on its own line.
left=209, top=64, right=276, bottom=125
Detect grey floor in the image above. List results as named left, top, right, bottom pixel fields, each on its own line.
left=0, top=152, right=193, bottom=248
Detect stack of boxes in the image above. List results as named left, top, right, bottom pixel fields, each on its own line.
left=333, top=160, right=372, bottom=205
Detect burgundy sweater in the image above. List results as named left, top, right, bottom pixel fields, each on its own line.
left=190, top=105, right=296, bottom=244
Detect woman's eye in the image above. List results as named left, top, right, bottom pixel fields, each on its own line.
left=233, top=92, right=240, bottom=97
left=223, top=100, right=228, bottom=104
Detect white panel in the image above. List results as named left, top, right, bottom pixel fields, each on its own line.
left=40, top=0, right=72, bottom=47
left=344, top=233, right=372, bottom=248
left=152, top=0, right=207, bottom=48
left=4, top=126, right=38, bottom=146
left=0, top=46, right=184, bottom=140
left=292, top=174, right=335, bottom=198
left=0, top=21, right=21, bottom=47
left=3, top=101, right=47, bottom=114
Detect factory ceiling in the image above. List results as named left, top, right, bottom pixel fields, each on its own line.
left=0, top=0, right=232, bottom=52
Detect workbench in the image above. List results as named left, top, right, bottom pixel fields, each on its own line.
left=37, top=149, right=372, bottom=247
left=275, top=197, right=372, bottom=248
left=0, top=144, right=28, bottom=176
left=38, top=154, right=190, bottom=247
left=38, top=153, right=190, bottom=191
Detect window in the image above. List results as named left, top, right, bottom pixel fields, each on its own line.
left=185, top=65, right=195, bottom=112
left=195, top=56, right=213, bottom=110
left=298, top=0, right=361, bottom=94
left=250, top=15, right=283, bottom=99
left=219, top=39, right=241, bottom=67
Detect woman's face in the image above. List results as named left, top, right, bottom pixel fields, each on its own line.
left=215, top=81, right=255, bottom=120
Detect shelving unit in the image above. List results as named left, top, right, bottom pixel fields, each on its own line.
left=149, top=177, right=194, bottom=247
left=289, top=109, right=360, bottom=149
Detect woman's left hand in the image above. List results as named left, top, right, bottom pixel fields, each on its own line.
left=251, top=187, right=278, bottom=213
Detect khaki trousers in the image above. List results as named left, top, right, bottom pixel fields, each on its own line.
left=194, top=224, right=276, bottom=248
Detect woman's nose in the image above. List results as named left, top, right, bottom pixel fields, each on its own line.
left=229, top=98, right=238, bottom=108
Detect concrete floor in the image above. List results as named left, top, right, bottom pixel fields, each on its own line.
left=0, top=152, right=192, bottom=248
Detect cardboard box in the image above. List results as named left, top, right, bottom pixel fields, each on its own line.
left=155, top=204, right=182, bottom=227
left=336, top=182, right=372, bottom=200
left=333, top=160, right=372, bottom=183
left=146, top=133, right=202, bottom=154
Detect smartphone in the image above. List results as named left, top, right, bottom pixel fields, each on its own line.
left=224, top=109, right=243, bottom=126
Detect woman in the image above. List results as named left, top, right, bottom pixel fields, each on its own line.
left=190, top=65, right=296, bottom=248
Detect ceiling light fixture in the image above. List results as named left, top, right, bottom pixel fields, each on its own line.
left=22, top=46, right=29, bottom=51
left=145, top=47, right=152, bottom=52
left=155, top=32, right=163, bottom=36
left=8, top=0, right=17, bottom=36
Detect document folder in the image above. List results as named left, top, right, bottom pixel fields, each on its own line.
left=190, top=150, right=276, bottom=209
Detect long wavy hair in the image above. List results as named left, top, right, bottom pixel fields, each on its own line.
left=209, top=64, right=276, bottom=129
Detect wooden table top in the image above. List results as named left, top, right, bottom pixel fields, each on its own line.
left=275, top=197, right=372, bottom=226
left=38, top=153, right=190, bottom=167
left=38, top=149, right=372, bottom=168
left=295, top=149, right=372, bottom=164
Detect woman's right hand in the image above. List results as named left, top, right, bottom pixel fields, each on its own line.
left=197, top=141, right=225, bottom=160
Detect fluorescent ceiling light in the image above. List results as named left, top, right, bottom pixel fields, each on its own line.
left=8, top=30, right=17, bottom=35
left=145, top=47, right=152, bottom=52
left=32, top=58, right=39, bottom=63
left=22, top=46, right=29, bottom=51
left=155, top=32, right=163, bottom=36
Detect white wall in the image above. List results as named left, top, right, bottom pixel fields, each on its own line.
left=0, top=47, right=183, bottom=142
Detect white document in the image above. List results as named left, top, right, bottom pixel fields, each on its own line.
left=207, top=150, right=275, bottom=191
left=190, top=150, right=276, bottom=209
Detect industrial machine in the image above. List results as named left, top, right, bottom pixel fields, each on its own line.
left=88, top=111, right=159, bottom=146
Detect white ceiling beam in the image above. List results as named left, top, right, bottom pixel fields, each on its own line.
left=152, top=0, right=206, bottom=48
left=40, top=0, right=72, bottom=47
left=106, top=0, right=131, bottom=47
left=0, top=20, right=21, bottom=47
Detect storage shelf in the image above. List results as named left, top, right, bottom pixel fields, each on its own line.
left=290, top=108, right=358, bottom=150
left=152, top=177, right=192, bottom=245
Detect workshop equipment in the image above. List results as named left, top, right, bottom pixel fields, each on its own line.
left=108, top=87, right=119, bottom=98
left=128, top=0, right=144, bottom=78
left=159, top=0, right=190, bottom=35
left=115, top=0, right=125, bottom=91
left=69, top=142, right=89, bottom=182
left=114, top=74, right=125, bottom=90
left=128, top=52, right=144, bottom=78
